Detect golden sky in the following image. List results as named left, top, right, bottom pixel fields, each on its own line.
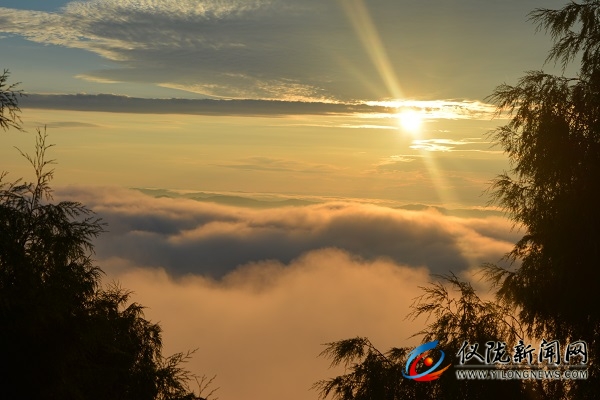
left=2, top=106, right=507, bottom=208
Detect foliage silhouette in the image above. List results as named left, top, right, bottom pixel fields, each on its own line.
left=0, top=69, right=23, bottom=131
left=314, top=275, right=526, bottom=400
left=483, top=2, right=600, bottom=397
left=0, top=86, right=215, bottom=399
left=317, top=1, right=600, bottom=399
left=313, top=337, right=424, bottom=400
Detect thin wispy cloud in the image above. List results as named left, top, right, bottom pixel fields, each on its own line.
left=217, top=157, right=342, bottom=174
left=410, top=138, right=499, bottom=153
left=376, top=155, right=420, bottom=166
left=338, top=124, right=398, bottom=130
left=369, top=153, right=508, bottom=191
left=364, top=100, right=497, bottom=120
left=42, top=121, right=103, bottom=129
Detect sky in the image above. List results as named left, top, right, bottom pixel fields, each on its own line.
left=0, top=1, right=570, bottom=399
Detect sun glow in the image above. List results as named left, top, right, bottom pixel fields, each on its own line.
left=398, top=111, right=423, bottom=133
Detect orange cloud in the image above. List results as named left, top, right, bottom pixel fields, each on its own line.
left=102, top=248, right=431, bottom=400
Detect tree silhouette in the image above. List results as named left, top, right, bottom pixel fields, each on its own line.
left=483, top=1, right=600, bottom=397
left=0, top=69, right=23, bottom=131
left=0, top=76, right=215, bottom=399
left=313, top=337, right=424, bottom=400
left=314, top=275, right=526, bottom=400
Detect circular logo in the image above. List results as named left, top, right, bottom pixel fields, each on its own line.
left=402, top=340, right=451, bottom=381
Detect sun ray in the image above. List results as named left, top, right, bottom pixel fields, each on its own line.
left=338, top=0, right=403, bottom=99
left=340, top=0, right=460, bottom=210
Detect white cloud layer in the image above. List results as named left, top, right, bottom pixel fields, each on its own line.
left=47, top=186, right=521, bottom=400
left=55, top=186, right=519, bottom=278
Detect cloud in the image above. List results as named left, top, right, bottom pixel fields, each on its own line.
left=0, top=0, right=555, bottom=101
left=47, top=185, right=521, bottom=400
left=371, top=153, right=508, bottom=176
left=364, top=100, right=497, bottom=120
left=376, top=154, right=420, bottom=167
left=19, top=93, right=498, bottom=120
left=102, top=248, right=432, bottom=400
left=410, top=138, right=499, bottom=153
left=20, top=94, right=371, bottom=116
left=55, top=186, right=518, bottom=278
left=42, top=121, right=102, bottom=128
left=216, top=157, right=342, bottom=174
left=0, top=1, right=342, bottom=100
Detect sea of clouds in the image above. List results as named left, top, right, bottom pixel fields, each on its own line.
left=53, top=186, right=521, bottom=400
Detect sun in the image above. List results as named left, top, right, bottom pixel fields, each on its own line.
left=398, top=110, right=423, bottom=134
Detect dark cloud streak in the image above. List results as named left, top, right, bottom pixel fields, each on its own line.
left=21, top=93, right=390, bottom=116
